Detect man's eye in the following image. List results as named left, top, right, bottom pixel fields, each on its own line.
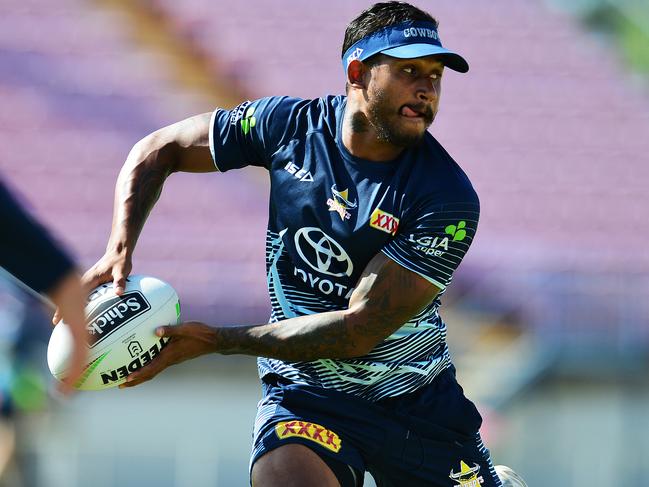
left=430, top=73, right=441, bottom=80
left=403, top=67, right=416, bottom=75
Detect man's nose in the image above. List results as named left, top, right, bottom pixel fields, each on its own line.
left=417, top=79, right=438, bottom=101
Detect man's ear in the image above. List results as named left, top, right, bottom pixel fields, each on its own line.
left=347, top=60, right=368, bottom=89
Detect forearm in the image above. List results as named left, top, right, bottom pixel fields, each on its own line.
left=192, top=256, right=437, bottom=362
left=186, top=308, right=372, bottom=361
left=126, top=255, right=442, bottom=388
left=228, top=310, right=367, bottom=360
left=107, top=114, right=213, bottom=255
left=48, top=271, right=86, bottom=330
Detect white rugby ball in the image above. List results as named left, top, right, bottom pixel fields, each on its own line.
left=47, top=275, right=180, bottom=391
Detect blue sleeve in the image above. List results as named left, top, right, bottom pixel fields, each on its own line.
left=0, top=180, right=75, bottom=294
left=381, top=196, right=480, bottom=290
left=209, top=96, right=304, bottom=172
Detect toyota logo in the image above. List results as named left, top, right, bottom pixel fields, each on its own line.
left=294, top=227, right=353, bottom=277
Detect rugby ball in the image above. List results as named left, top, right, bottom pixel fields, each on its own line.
left=47, top=275, right=181, bottom=391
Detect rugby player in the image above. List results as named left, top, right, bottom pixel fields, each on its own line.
left=0, top=179, right=87, bottom=395
left=78, top=2, right=527, bottom=485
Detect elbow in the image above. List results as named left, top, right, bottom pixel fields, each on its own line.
left=340, top=305, right=388, bottom=358
left=338, top=340, right=373, bottom=359
left=349, top=341, right=376, bottom=358
left=129, top=132, right=179, bottom=174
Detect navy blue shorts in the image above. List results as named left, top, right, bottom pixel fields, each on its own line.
left=250, top=367, right=502, bottom=486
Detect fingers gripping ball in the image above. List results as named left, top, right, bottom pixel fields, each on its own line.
left=47, top=275, right=181, bottom=390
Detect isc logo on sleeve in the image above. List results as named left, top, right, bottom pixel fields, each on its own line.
left=370, top=208, right=399, bottom=236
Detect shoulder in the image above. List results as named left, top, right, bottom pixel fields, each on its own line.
left=246, top=95, right=342, bottom=120
left=242, top=96, right=305, bottom=123
left=405, top=133, right=479, bottom=207
left=245, top=95, right=342, bottom=136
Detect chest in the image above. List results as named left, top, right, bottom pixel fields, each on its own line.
left=267, top=134, right=404, bottom=283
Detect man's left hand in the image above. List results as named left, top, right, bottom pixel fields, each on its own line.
left=120, top=321, right=218, bottom=388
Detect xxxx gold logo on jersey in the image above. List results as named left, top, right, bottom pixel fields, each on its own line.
left=370, top=208, right=399, bottom=236
left=449, top=461, right=484, bottom=487
left=327, top=185, right=357, bottom=221
left=275, top=420, right=342, bottom=453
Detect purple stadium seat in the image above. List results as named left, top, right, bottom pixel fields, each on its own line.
left=0, top=0, right=269, bottom=323
left=2, top=0, right=648, bottom=336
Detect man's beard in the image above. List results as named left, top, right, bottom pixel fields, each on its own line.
left=366, top=88, right=434, bottom=148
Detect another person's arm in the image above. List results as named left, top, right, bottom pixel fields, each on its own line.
left=0, top=180, right=87, bottom=394
left=46, top=271, right=87, bottom=394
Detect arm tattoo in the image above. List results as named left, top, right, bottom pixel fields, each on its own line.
left=214, top=254, right=439, bottom=361
left=217, top=311, right=361, bottom=361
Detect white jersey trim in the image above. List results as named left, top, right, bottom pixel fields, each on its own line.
left=208, top=109, right=223, bottom=171
left=381, top=248, right=447, bottom=290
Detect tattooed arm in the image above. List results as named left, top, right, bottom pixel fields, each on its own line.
left=123, top=253, right=441, bottom=387
left=72, top=113, right=215, bottom=300
left=217, top=252, right=441, bottom=359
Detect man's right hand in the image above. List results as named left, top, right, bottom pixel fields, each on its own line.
left=81, top=246, right=133, bottom=297
left=52, top=247, right=132, bottom=325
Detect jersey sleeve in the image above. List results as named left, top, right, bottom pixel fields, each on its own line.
left=381, top=197, right=480, bottom=290
left=209, top=96, right=303, bottom=172
left=0, top=180, right=75, bottom=294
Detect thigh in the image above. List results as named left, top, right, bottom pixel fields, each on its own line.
left=252, top=443, right=339, bottom=487
left=250, top=376, right=366, bottom=486
left=367, top=371, right=500, bottom=486
left=368, top=432, right=502, bottom=487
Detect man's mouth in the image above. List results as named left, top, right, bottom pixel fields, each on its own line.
left=400, top=104, right=431, bottom=120
left=401, top=105, right=421, bottom=118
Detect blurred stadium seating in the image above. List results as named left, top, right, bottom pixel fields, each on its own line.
left=0, top=0, right=271, bottom=326
left=144, top=0, right=649, bottom=362
left=1, top=0, right=648, bottom=485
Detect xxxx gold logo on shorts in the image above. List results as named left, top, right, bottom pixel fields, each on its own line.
left=449, top=460, right=484, bottom=487
left=275, top=421, right=342, bottom=453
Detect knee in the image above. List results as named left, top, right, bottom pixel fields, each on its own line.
left=251, top=444, right=340, bottom=487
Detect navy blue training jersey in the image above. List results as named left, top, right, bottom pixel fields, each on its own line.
left=0, top=179, right=74, bottom=294
left=210, top=96, right=479, bottom=401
